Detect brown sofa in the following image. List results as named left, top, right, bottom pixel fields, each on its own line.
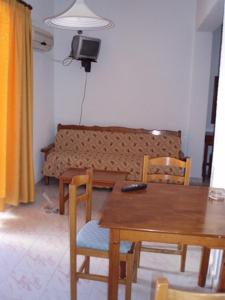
left=41, top=124, right=183, bottom=182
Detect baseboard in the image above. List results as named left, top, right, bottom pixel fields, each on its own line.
left=190, top=177, right=208, bottom=186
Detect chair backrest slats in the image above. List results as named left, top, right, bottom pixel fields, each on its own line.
left=147, top=174, right=185, bottom=184
left=149, top=157, right=186, bottom=168
left=143, top=156, right=191, bottom=186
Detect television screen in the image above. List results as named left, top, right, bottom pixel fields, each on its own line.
left=80, top=40, right=100, bottom=58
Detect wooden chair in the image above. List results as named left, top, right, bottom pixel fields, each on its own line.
left=154, top=277, right=225, bottom=300
left=69, top=168, right=138, bottom=300
left=142, top=156, right=191, bottom=185
left=140, top=156, right=191, bottom=272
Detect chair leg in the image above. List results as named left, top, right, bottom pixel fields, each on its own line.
left=71, top=276, right=77, bottom=300
left=125, top=254, right=134, bottom=300
left=198, top=247, right=210, bottom=287
left=70, top=253, right=77, bottom=300
left=180, top=244, right=187, bottom=272
left=137, top=242, right=142, bottom=267
left=133, top=242, right=141, bottom=282
left=84, top=256, right=90, bottom=274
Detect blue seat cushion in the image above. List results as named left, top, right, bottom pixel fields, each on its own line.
left=77, top=220, right=132, bottom=254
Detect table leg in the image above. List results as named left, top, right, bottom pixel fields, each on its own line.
left=218, top=250, right=225, bottom=292
left=198, top=247, right=210, bottom=287
left=59, top=179, right=65, bottom=215
left=108, top=229, right=120, bottom=300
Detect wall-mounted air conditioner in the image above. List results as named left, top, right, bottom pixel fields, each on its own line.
left=32, top=26, right=54, bottom=52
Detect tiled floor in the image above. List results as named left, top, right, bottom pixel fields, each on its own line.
left=0, top=180, right=211, bottom=300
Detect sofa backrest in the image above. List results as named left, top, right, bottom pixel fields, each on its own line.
left=55, top=125, right=181, bottom=158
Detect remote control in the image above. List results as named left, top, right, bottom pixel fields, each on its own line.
left=121, top=183, right=147, bottom=192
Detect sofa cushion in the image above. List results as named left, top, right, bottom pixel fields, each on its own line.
left=77, top=220, right=132, bottom=253
left=55, top=129, right=181, bottom=158
left=43, top=151, right=143, bottom=180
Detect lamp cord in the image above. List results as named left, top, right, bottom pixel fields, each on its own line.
left=79, top=72, right=88, bottom=125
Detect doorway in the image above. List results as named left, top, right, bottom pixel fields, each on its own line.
left=202, top=25, right=222, bottom=182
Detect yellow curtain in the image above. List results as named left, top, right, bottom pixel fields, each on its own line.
left=0, top=0, right=34, bottom=210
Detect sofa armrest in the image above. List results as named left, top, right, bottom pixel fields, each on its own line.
left=41, top=143, right=55, bottom=160
left=179, top=153, right=191, bottom=164
left=179, top=150, right=185, bottom=160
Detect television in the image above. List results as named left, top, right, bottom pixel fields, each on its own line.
left=70, top=35, right=101, bottom=62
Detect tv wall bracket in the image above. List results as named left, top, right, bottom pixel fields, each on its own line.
left=81, top=60, right=92, bottom=72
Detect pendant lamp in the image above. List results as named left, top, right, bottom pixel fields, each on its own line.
left=45, top=0, right=114, bottom=30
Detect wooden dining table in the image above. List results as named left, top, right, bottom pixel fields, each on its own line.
left=99, top=181, right=225, bottom=300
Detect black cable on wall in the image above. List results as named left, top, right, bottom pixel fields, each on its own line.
left=79, top=72, right=88, bottom=125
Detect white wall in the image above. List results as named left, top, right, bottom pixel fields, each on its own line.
left=54, top=0, right=195, bottom=131
left=206, top=25, right=222, bottom=132
left=211, top=24, right=225, bottom=189
left=29, top=0, right=55, bottom=182
left=191, top=0, right=224, bottom=177
left=186, top=32, right=212, bottom=177
left=53, top=0, right=213, bottom=178
left=197, top=0, right=224, bottom=31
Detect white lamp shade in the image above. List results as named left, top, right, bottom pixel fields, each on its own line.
left=45, top=0, right=114, bottom=30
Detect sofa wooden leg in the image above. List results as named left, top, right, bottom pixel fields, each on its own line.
left=44, top=176, right=49, bottom=185
left=120, top=261, right=126, bottom=279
